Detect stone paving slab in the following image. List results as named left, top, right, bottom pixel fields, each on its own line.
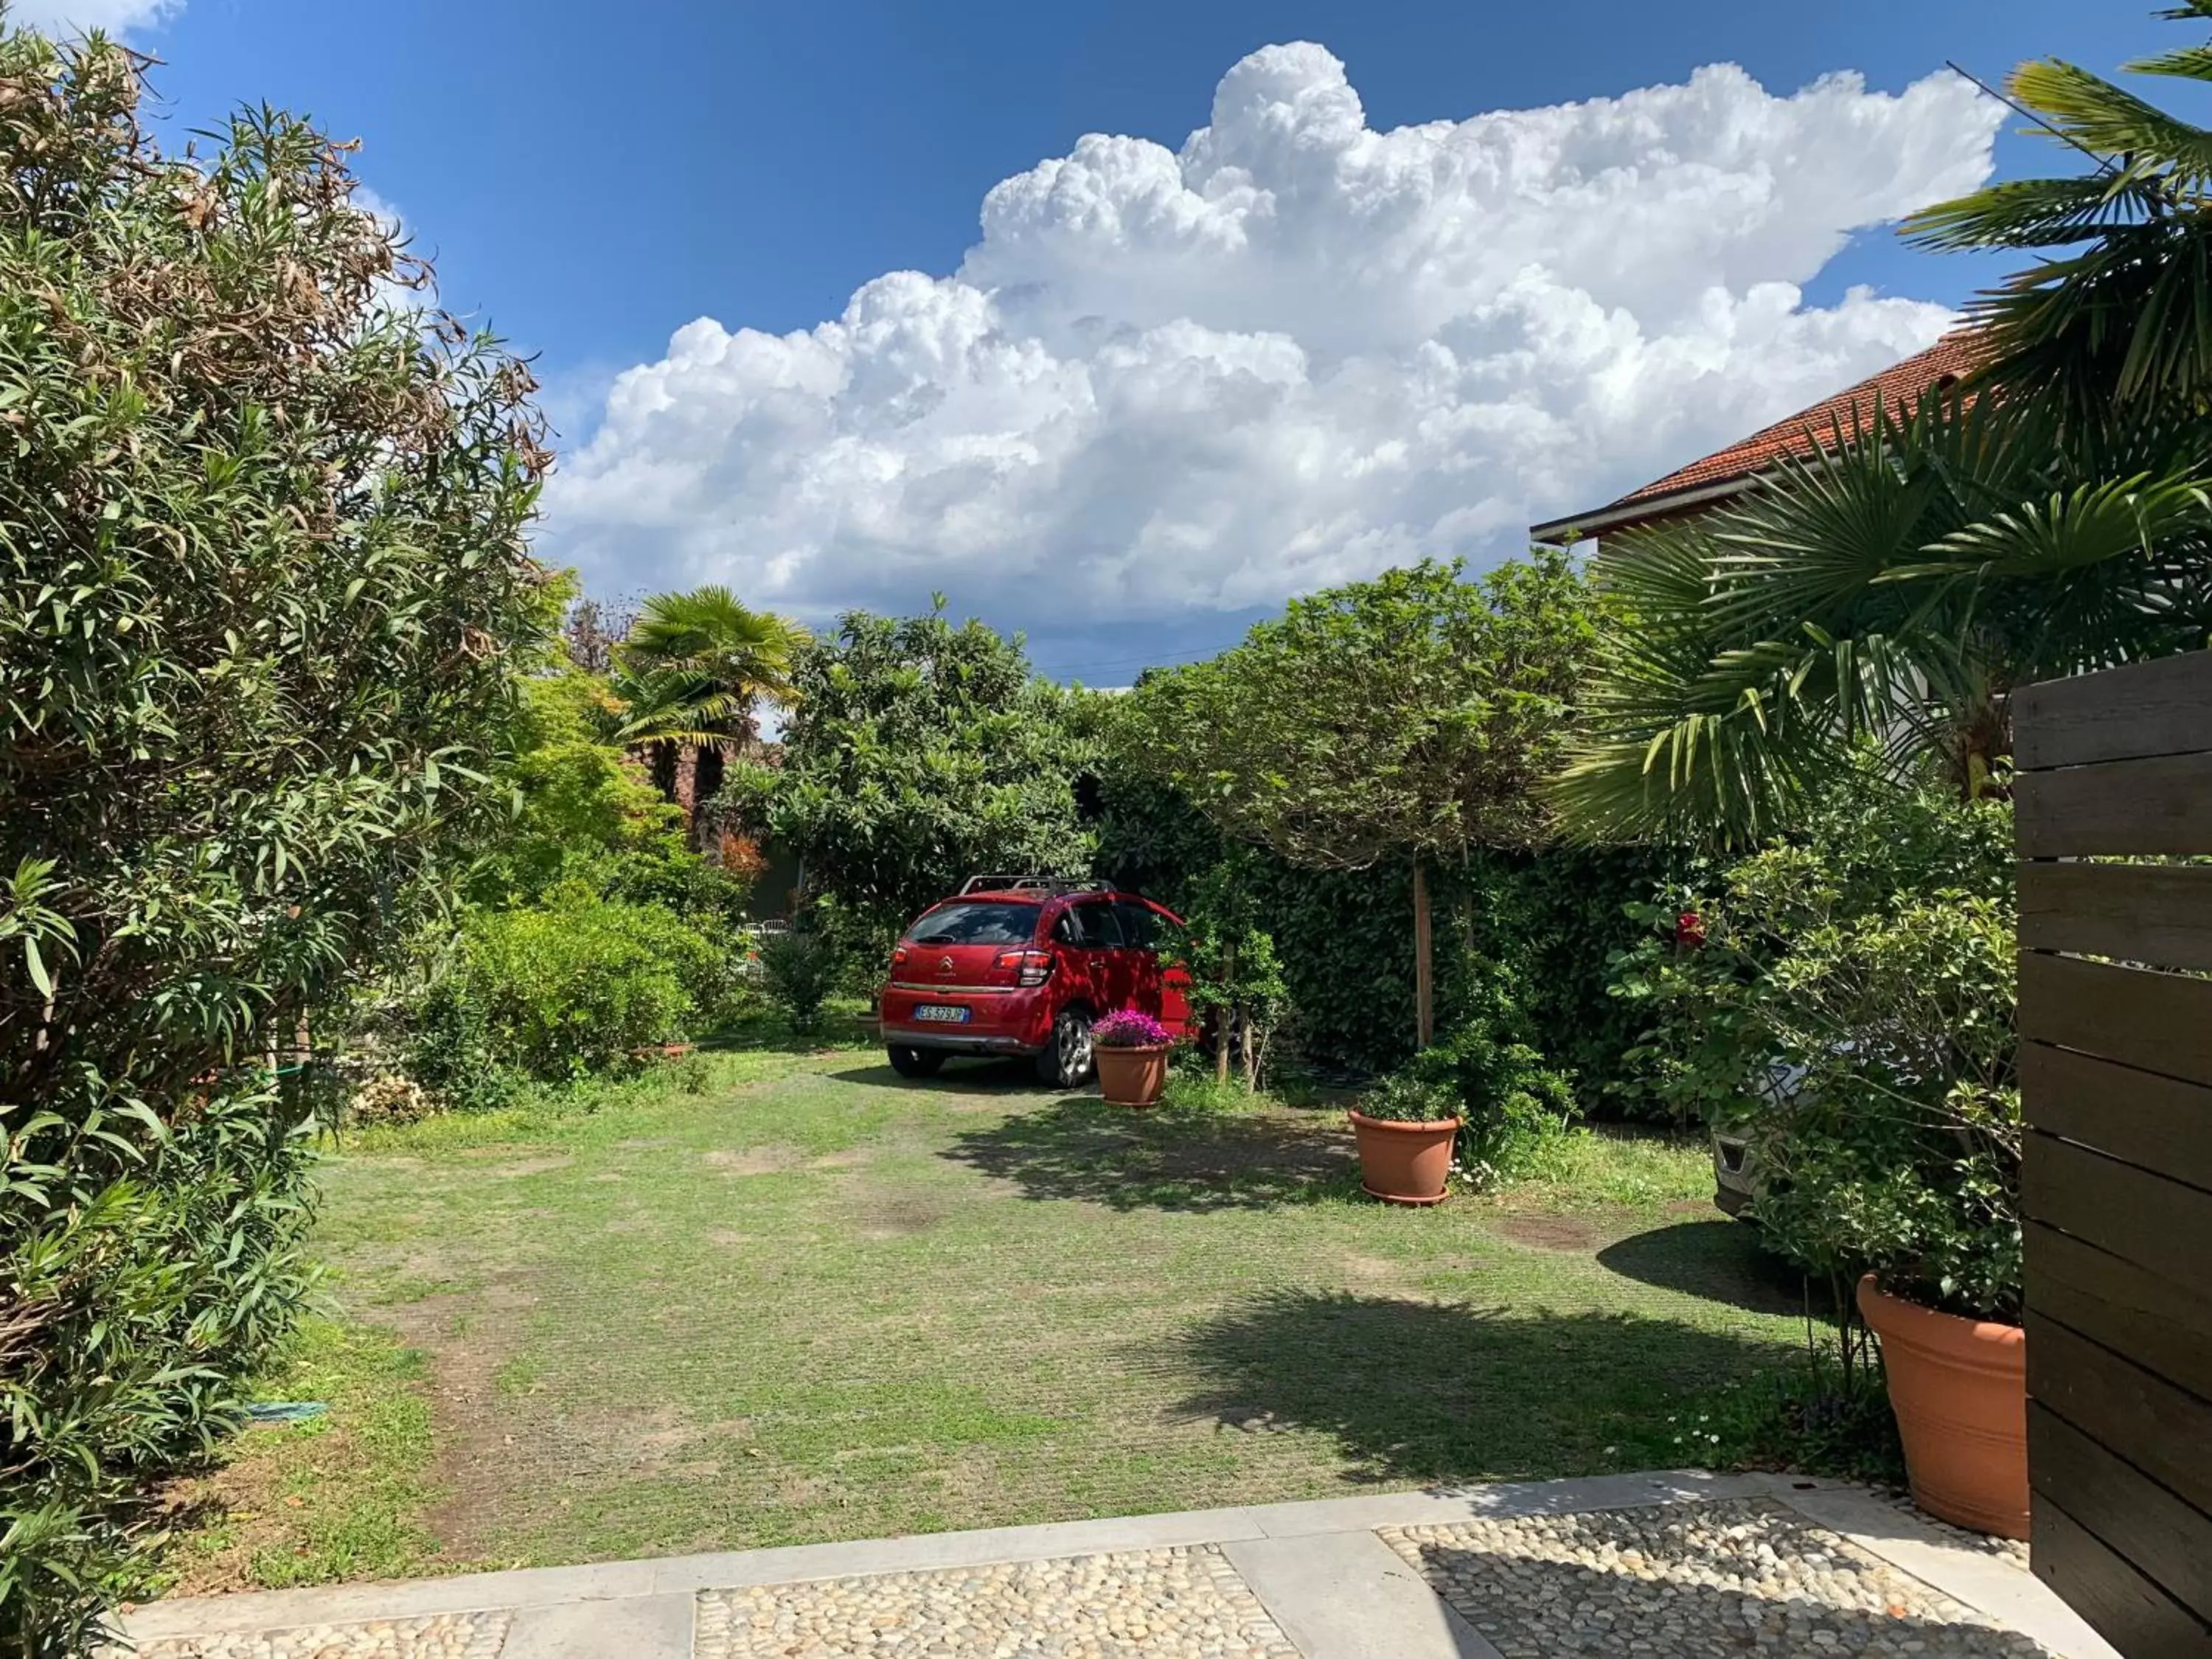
left=1223, top=1531, right=1500, bottom=1659
left=1382, top=1497, right=2052, bottom=1658
left=692, top=1545, right=1298, bottom=1659
left=501, top=1595, right=693, bottom=1659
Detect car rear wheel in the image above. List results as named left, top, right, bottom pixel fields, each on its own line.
left=1037, top=1006, right=1094, bottom=1088
left=887, top=1045, right=946, bottom=1079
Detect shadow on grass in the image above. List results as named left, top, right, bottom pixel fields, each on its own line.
left=1594, top=1222, right=1810, bottom=1318
left=1391, top=1531, right=2048, bottom=1657
left=1171, top=1290, right=1792, bottom=1485
left=941, top=1098, right=1357, bottom=1211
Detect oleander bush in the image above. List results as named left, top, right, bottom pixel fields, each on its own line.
left=0, top=21, right=549, bottom=1652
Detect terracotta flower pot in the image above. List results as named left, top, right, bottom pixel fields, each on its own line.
left=1348, top=1110, right=1461, bottom=1206
left=1095, top=1043, right=1170, bottom=1107
left=1857, top=1274, right=2028, bottom=1539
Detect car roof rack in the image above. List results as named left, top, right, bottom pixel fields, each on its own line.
left=959, top=874, right=1115, bottom=897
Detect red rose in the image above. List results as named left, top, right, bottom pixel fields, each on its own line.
left=1675, top=911, right=1707, bottom=949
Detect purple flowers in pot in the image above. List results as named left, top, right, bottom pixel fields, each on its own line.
left=1091, top=1009, right=1172, bottom=1048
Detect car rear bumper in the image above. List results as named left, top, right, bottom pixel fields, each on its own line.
left=879, top=1026, right=1042, bottom=1056
left=878, top=982, right=1053, bottom=1054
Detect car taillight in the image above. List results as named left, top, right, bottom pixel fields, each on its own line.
left=995, top=948, right=1054, bottom=987
left=891, top=945, right=909, bottom=967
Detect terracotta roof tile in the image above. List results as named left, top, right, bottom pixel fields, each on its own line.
left=1610, top=327, right=1986, bottom=509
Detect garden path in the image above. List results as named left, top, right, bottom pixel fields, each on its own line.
left=125, top=1472, right=2116, bottom=1659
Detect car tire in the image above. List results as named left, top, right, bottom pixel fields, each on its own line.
left=1037, top=1006, right=1094, bottom=1088
left=887, top=1045, right=945, bottom=1079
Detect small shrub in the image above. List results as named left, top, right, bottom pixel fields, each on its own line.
left=759, top=931, right=835, bottom=1036
left=801, top=892, right=902, bottom=998
left=1609, top=777, right=2022, bottom=1322
left=1357, top=1069, right=1460, bottom=1123
left=459, top=897, right=726, bottom=1079
left=402, top=975, right=524, bottom=1114
left=1409, top=1020, right=1576, bottom=1188
left=1741, top=894, right=2021, bottom=1322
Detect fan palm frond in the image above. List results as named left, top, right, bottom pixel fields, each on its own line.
left=1548, top=385, right=2212, bottom=847
left=1905, top=175, right=2160, bottom=254
left=611, top=586, right=810, bottom=748
left=1905, top=8, right=2212, bottom=422
left=2010, top=59, right=2212, bottom=184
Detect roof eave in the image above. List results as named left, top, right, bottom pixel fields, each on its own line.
left=1528, top=473, right=1761, bottom=544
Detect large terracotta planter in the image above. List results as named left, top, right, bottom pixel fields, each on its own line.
left=1096, top=1043, right=1170, bottom=1107
left=1857, top=1274, right=2028, bottom=1539
left=1349, top=1111, right=1460, bottom=1206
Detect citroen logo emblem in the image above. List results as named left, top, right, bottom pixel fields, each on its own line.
left=939, top=956, right=953, bottom=972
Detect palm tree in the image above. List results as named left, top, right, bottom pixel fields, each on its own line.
left=1907, top=1, right=2212, bottom=430
left=1550, top=4, right=2212, bottom=846
left=1550, top=393, right=2212, bottom=845
left=611, top=587, right=808, bottom=802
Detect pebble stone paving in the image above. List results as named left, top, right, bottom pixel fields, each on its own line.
left=692, top=1545, right=1301, bottom=1659
left=123, top=1500, right=2073, bottom=1659
left=1380, top=1498, right=2053, bottom=1658
left=134, top=1610, right=511, bottom=1659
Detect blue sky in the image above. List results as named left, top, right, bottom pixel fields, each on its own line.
left=48, top=0, right=2186, bottom=678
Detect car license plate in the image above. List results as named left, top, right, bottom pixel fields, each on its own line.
left=914, top=1004, right=970, bottom=1023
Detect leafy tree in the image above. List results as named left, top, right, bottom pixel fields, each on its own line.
left=471, top=669, right=682, bottom=900
left=465, top=667, right=748, bottom=923
left=1552, top=6, right=2212, bottom=847
left=1175, top=853, right=1290, bottom=1090
left=1122, top=554, right=1595, bottom=1047
left=727, top=605, right=1093, bottom=937
left=0, top=23, right=549, bottom=1649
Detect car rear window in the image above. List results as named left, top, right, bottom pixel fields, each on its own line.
left=903, top=902, right=1040, bottom=947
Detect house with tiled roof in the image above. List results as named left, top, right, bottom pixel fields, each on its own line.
left=1529, top=328, right=1984, bottom=546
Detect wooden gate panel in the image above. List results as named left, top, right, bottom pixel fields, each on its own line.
left=2015, top=650, right=2212, bottom=1655
left=2017, top=861, right=2212, bottom=970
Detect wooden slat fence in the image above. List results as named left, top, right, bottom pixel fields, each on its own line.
left=2014, top=652, right=2212, bottom=1657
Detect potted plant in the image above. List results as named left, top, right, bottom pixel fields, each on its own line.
left=1728, top=888, right=2026, bottom=1537
left=1348, top=1071, right=1461, bottom=1206
left=1091, top=1009, right=1174, bottom=1107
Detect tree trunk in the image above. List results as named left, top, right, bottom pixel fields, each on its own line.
left=1413, top=853, right=1434, bottom=1049
left=1217, top=940, right=1235, bottom=1085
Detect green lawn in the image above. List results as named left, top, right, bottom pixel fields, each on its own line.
left=170, top=1048, right=1813, bottom=1590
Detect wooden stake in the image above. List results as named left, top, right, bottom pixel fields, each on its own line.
left=1413, top=853, right=1434, bottom=1048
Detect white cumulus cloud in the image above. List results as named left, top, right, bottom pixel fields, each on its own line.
left=546, top=44, right=2002, bottom=626
left=10, top=0, right=178, bottom=34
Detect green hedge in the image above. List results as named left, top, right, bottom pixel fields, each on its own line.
left=1091, top=767, right=1675, bottom=1099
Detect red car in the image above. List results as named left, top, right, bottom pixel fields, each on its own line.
left=879, top=877, right=1193, bottom=1085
